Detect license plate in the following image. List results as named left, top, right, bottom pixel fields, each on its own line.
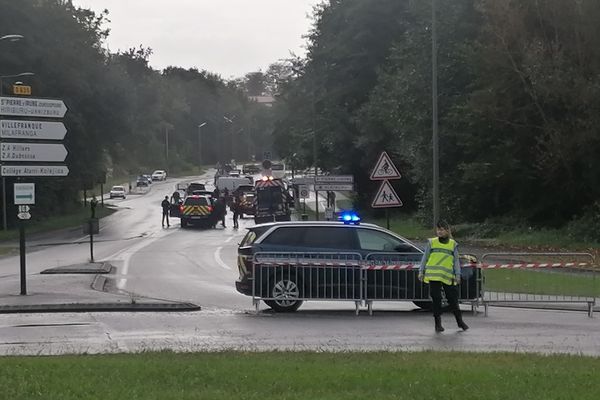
left=191, top=216, right=204, bottom=219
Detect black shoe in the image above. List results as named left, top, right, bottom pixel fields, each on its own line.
left=454, top=311, right=469, bottom=331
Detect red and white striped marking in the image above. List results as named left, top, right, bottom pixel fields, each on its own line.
left=254, top=261, right=590, bottom=270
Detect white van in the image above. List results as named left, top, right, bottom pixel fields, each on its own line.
left=215, top=176, right=253, bottom=192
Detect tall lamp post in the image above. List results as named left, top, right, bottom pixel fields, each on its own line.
left=431, top=0, right=440, bottom=228
left=197, top=122, right=207, bottom=167
left=1, top=33, right=32, bottom=231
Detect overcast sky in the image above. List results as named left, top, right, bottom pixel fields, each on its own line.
left=73, top=0, right=322, bottom=79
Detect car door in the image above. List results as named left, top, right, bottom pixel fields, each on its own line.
left=356, top=228, right=426, bottom=300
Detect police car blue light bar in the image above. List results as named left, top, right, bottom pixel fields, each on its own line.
left=338, top=211, right=361, bottom=224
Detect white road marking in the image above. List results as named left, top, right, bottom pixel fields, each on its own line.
left=215, top=246, right=232, bottom=270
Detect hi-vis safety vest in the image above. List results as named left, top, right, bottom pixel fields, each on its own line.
left=424, top=237, right=457, bottom=285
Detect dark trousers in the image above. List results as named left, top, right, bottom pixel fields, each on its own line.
left=233, top=211, right=240, bottom=228
left=162, top=211, right=170, bottom=226
left=429, top=281, right=460, bottom=318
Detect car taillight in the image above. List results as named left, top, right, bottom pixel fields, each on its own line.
left=179, top=205, right=184, bottom=212
left=207, top=206, right=213, bottom=212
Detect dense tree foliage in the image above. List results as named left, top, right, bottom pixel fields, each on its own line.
left=272, top=0, right=600, bottom=231
left=0, top=0, right=271, bottom=226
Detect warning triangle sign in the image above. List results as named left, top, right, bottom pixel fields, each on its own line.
left=371, top=180, right=403, bottom=208
left=370, top=151, right=401, bottom=180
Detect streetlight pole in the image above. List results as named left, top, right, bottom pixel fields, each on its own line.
left=431, top=0, right=440, bottom=228
left=0, top=34, right=30, bottom=231
left=198, top=122, right=207, bottom=167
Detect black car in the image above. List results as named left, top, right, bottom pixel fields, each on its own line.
left=236, top=221, right=481, bottom=312
left=186, top=182, right=206, bottom=196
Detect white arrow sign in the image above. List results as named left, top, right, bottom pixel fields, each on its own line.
left=18, top=205, right=31, bottom=213
left=372, top=180, right=403, bottom=208
left=0, top=119, right=67, bottom=140
left=0, top=96, right=68, bottom=118
left=1, top=165, right=69, bottom=177
left=1, top=142, right=68, bottom=162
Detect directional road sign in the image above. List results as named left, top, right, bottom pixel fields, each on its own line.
left=293, top=177, right=315, bottom=185
left=1, top=142, right=68, bottom=162
left=0, top=96, right=68, bottom=118
left=314, top=183, right=354, bottom=191
left=370, top=151, right=401, bottom=180
left=18, top=205, right=30, bottom=213
left=14, top=183, right=35, bottom=205
left=1, top=119, right=67, bottom=140
left=1, top=165, right=69, bottom=177
left=315, top=175, right=354, bottom=183
left=371, top=180, right=402, bottom=208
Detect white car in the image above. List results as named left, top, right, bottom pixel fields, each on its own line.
left=109, top=186, right=126, bottom=199
left=152, top=170, right=167, bottom=181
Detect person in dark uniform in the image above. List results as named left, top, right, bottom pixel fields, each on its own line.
left=161, top=196, right=171, bottom=227
left=213, top=196, right=226, bottom=228
left=418, top=220, right=469, bottom=333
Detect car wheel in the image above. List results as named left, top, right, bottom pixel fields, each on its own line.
left=265, top=275, right=303, bottom=312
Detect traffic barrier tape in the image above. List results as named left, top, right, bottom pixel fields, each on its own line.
left=255, top=261, right=590, bottom=270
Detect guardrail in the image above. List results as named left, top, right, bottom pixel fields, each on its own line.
left=480, top=252, right=597, bottom=317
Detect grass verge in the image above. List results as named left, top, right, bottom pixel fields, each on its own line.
left=0, top=205, right=115, bottom=242
left=1, top=352, right=599, bottom=400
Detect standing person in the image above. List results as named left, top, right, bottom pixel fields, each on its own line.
left=213, top=196, right=227, bottom=228
left=232, top=194, right=242, bottom=229
left=418, top=220, right=469, bottom=332
left=161, top=196, right=171, bottom=227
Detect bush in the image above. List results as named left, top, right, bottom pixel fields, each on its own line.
left=566, top=202, right=600, bottom=242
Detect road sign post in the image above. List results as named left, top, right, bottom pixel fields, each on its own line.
left=19, top=219, right=26, bottom=295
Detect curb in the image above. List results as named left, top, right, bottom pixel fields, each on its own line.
left=0, top=302, right=201, bottom=314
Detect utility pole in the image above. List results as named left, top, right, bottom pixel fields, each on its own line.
left=431, top=0, right=440, bottom=228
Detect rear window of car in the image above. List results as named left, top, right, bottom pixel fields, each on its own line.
left=261, top=226, right=357, bottom=250
left=188, top=183, right=206, bottom=191
left=112, top=186, right=124, bottom=191
left=241, top=226, right=271, bottom=246
left=301, top=227, right=357, bottom=250
left=184, top=197, right=209, bottom=206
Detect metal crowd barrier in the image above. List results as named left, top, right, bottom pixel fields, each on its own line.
left=362, top=253, right=482, bottom=315
left=252, top=252, right=364, bottom=314
left=480, top=252, right=597, bottom=317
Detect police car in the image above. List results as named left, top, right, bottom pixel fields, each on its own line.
left=235, top=213, right=480, bottom=312
left=178, top=195, right=213, bottom=228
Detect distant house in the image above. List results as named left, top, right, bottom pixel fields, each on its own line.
left=249, top=95, right=275, bottom=107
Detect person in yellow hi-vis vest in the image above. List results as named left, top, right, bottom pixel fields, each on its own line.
left=418, top=221, right=469, bottom=332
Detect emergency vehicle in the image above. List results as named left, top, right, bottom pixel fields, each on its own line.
left=178, top=195, right=214, bottom=228
left=254, top=176, right=292, bottom=224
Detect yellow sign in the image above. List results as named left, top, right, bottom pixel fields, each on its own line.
left=13, top=85, right=32, bottom=95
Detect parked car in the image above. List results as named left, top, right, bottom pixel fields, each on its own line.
left=142, top=174, right=153, bottom=185
left=152, top=170, right=167, bottom=181
left=109, top=185, right=126, bottom=199
left=236, top=220, right=480, bottom=312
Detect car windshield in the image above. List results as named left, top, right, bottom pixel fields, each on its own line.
left=112, top=187, right=124, bottom=191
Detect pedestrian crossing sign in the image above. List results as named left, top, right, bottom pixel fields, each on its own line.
left=371, top=180, right=402, bottom=208
left=370, top=151, right=401, bottom=180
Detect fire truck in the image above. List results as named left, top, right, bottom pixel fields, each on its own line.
left=254, top=176, right=292, bottom=224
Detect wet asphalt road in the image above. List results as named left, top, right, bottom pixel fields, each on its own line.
left=0, top=170, right=598, bottom=356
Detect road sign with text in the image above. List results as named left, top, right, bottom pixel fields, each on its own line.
left=1, top=165, right=69, bottom=177
left=1, top=142, right=68, bottom=162
left=315, top=175, right=354, bottom=183
left=314, top=183, right=354, bottom=191
left=14, top=183, right=35, bottom=205
left=1, top=119, right=67, bottom=140
left=0, top=96, right=68, bottom=118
